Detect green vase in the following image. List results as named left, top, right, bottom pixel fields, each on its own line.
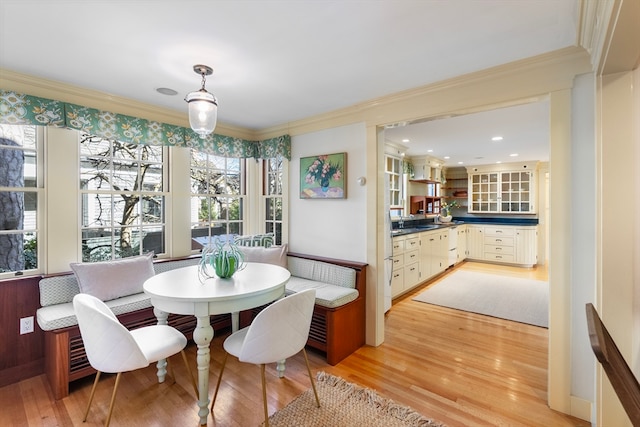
left=214, top=253, right=237, bottom=278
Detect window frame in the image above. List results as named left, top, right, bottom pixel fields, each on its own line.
left=262, top=156, right=285, bottom=245
left=78, top=134, right=168, bottom=262
left=0, top=124, right=44, bottom=278
left=189, top=151, right=248, bottom=251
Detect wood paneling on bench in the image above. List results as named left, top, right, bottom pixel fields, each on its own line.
left=240, top=252, right=367, bottom=365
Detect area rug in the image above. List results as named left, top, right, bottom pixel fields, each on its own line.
left=264, top=371, right=446, bottom=426
left=412, top=270, right=548, bottom=327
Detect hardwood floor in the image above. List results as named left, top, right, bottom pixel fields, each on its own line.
left=0, top=261, right=589, bottom=426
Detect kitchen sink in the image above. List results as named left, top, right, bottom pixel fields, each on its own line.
left=414, top=225, right=439, bottom=230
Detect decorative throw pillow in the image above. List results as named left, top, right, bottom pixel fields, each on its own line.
left=70, top=253, right=155, bottom=301
left=239, top=244, right=287, bottom=268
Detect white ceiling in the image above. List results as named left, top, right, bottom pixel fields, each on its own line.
left=1, top=0, right=578, bottom=163
left=384, top=99, right=550, bottom=167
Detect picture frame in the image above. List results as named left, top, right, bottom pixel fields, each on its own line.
left=300, top=152, right=346, bottom=199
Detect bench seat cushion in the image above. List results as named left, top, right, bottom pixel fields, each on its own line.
left=285, top=276, right=358, bottom=309
left=286, top=256, right=356, bottom=289
left=37, top=293, right=152, bottom=331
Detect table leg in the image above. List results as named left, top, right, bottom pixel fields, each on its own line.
left=193, top=313, right=214, bottom=426
left=276, top=359, right=287, bottom=378
left=153, top=308, right=169, bottom=383
left=231, top=311, right=239, bottom=332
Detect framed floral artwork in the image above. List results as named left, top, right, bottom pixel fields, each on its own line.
left=300, top=152, right=346, bottom=199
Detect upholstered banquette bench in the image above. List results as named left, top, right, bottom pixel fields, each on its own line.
left=36, top=255, right=232, bottom=400
left=238, top=248, right=367, bottom=366
left=37, top=247, right=367, bottom=399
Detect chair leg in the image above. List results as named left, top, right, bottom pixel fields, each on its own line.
left=83, top=371, right=102, bottom=422
left=303, top=349, right=321, bottom=408
left=210, top=352, right=228, bottom=413
left=261, top=364, right=269, bottom=427
left=180, top=350, right=199, bottom=399
left=104, top=372, right=122, bottom=427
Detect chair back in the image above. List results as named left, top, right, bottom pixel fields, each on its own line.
left=586, top=303, right=640, bottom=425
left=239, top=289, right=316, bottom=364
left=73, top=293, right=149, bottom=373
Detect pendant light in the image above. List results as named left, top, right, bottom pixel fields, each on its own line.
left=185, top=64, right=218, bottom=138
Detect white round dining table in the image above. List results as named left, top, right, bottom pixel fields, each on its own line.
left=143, top=262, right=290, bottom=426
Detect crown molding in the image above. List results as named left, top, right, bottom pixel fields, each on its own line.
left=0, top=68, right=258, bottom=141
left=2, top=43, right=593, bottom=143
left=258, top=46, right=592, bottom=140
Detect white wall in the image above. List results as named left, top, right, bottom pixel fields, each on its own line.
left=289, top=122, right=367, bottom=262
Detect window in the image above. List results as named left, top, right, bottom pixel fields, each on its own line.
left=190, top=150, right=246, bottom=249
left=79, top=135, right=166, bottom=262
left=0, top=124, right=41, bottom=276
left=263, top=156, right=283, bottom=245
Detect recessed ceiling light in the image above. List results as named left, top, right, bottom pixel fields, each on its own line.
left=510, top=153, right=519, bottom=157
left=156, top=87, right=178, bottom=96
left=427, top=149, right=433, bottom=153
left=492, top=136, right=503, bottom=141
left=444, top=156, right=450, bottom=159
left=457, top=161, right=464, bottom=165
left=402, top=139, right=410, bottom=143
left=496, top=161, right=502, bottom=164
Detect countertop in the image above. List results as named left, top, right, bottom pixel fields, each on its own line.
left=391, top=217, right=538, bottom=237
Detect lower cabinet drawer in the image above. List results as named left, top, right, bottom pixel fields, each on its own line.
left=391, top=268, right=404, bottom=297
left=404, top=262, right=420, bottom=287
left=484, top=236, right=514, bottom=246
left=483, top=244, right=514, bottom=255
left=391, top=254, right=404, bottom=269
left=405, top=249, right=419, bottom=264
left=484, top=252, right=515, bottom=263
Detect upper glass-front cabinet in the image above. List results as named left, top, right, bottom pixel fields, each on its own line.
left=385, top=155, right=403, bottom=208
left=468, top=167, right=536, bottom=214
left=500, top=171, right=532, bottom=212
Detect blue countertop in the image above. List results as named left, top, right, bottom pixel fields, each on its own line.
left=391, top=216, right=538, bottom=237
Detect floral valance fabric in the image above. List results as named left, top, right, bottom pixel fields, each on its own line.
left=0, top=90, right=291, bottom=160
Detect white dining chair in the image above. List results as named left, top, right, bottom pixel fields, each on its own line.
left=73, top=293, right=197, bottom=427
left=211, top=289, right=320, bottom=426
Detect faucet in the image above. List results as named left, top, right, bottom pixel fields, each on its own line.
left=398, top=217, right=404, bottom=229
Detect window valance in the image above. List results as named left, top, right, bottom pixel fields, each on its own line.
left=0, top=90, right=291, bottom=160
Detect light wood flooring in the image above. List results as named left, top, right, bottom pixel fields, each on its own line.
left=0, top=261, right=590, bottom=426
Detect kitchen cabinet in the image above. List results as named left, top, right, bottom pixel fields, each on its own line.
left=385, top=155, right=403, bottom=209
left=468, top=172, right=499, bottom=213
left=500, top=171, right=534, bottom=213
left=483, top=226, right=515, bottom=263
left=456, top=225, right=467, bottom=263
left=465, top=224, right=538, bottom=267
left=411, top=156, right=442, bottom=181
left=420, top=229, right=447, bottom=280
left=466, top=225, right=484, bottom=260
left=390, top=237, right=405, bottom=297
left=515, top=227, right=538, bottom=266
left=391, top=234, right=420, bottom=298
left=467, top=165, right=537, bottom=214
